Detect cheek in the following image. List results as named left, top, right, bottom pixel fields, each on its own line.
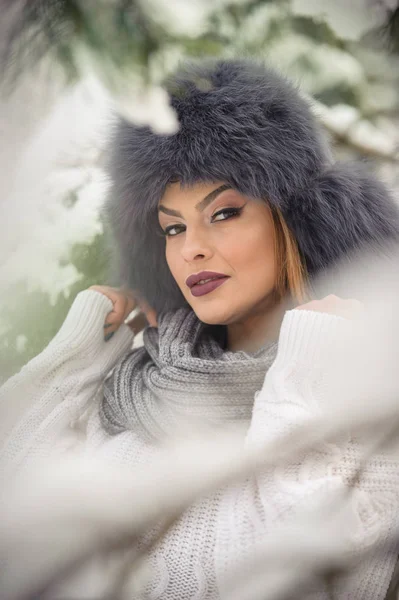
left=226, top=222, right=276, bottom=284
left=165, top=244, right=182, bottom=283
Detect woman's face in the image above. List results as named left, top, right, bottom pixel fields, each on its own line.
left=158, top=181, right=277, bottom=325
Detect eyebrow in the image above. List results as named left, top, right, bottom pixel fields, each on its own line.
left=158, top=184, right=232, bottom=217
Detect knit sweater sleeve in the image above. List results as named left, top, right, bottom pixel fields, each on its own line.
left=216, top=310, right=399, bottom=599
left=248, top=309, right=399, bottom=499
left=0, top=289, right=134, bottom=475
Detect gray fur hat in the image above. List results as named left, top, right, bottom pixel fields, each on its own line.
left=103, top=58, right=399, bottom=313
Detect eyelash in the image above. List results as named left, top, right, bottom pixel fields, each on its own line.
left=162, top=206, right=244, bottom=237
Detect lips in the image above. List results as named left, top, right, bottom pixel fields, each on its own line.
left=186, top=271, right=229, bottom=298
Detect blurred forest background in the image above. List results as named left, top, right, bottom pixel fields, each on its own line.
left=1, top=0, right=398, bottom=383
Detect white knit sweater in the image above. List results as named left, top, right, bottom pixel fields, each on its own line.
left=1, top=289, right=399, bottom=600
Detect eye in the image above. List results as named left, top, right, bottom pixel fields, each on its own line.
left=163, top=223, right=186, bottom=237
left=212, top=206, right=243, bottom=222
left=161, top=205, right=244, bottom=237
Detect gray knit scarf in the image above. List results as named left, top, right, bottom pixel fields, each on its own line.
left=100, top=307, right=278, bottom=441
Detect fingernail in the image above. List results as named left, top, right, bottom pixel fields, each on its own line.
left=103, top=323, right=113, bottom=329
left=104, top=332, right=114, bottom=342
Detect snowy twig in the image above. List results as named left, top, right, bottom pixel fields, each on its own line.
left=312, top=99, right=399, bottom=161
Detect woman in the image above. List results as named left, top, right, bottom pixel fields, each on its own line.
left=1, top=58, right=399, bottom=599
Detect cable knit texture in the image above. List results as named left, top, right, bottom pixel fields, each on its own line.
left=100, top=306, right=277, bottom=440
left=1, top=290, right=399, bottom=599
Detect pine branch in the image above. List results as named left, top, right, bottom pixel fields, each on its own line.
left=0, top=0, right=165, bottom=89
left=312, top=99, right=399, bottom=161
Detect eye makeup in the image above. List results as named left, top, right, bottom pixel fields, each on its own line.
left=160, top=204, right=245, bottom=237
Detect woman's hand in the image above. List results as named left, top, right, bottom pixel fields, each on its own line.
left=296, top=294, right=363, bottom=320
left=88, top=285, right=157, bottom=341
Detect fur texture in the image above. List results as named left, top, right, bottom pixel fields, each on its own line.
left=102, top=58, right=399, bottom=313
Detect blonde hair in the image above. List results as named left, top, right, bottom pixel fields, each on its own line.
left=270, top=205, right=309, bottom=304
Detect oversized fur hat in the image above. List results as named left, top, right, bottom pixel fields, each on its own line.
left=103, top=58, right=399, bottom=313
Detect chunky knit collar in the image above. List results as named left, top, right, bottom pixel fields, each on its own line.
left=100, top=307, right=277, bottom=441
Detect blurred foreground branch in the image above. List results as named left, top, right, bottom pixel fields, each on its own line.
left=2, top=247, right=399, bottom=599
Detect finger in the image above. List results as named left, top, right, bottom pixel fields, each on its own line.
left=296, top=300, right=317, bottom=311
left=341, top=299, right=365, bottom=320
left=89, top=286, right=123, bottom=331
left=89, top=286, right=136, bottom=341
left=346, top=298, right=363, bottom=308
left=137, top=298, right=158, bottom=327
left=104, top=293, right=128, bottom=331
left=144, top=307, right=158, bottom=327
left=126, top=312, right=148, bottom=335
left=90, top=285, right=125, bottom=318
left=123, top=290, right=137, bottom=321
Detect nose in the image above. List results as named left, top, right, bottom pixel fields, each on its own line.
left=180, top=226, right=214, bottom=263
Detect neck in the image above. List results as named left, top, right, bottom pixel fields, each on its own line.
left=226, top=296, right=289, bottom=353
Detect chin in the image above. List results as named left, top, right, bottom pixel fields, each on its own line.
left=195, top=312, right=228, bottom=325
left=189, top=300, right=242, bottom=326
left=187, top=289, right=277, bottom=326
